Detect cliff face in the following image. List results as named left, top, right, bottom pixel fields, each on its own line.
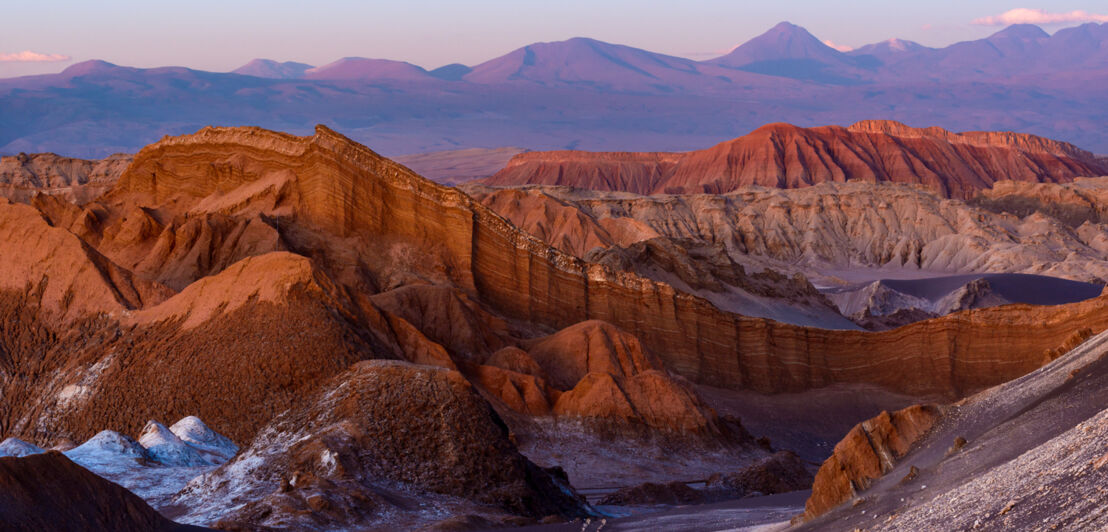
left=4, top=124, right=1108, bottom=528
left=971, top=176, right=1108, bottom=228
left=97, top=126, right=1108, bottom=400
left=480, top=121, right=1108, bottom=199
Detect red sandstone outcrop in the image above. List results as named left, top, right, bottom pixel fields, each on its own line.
left=481, top=121, right=1108, bottom=199
left=0, top=452, right=199, bottom=531
left=796, top=330, right=1108, bottom=530
left=0, top=198, right=170, bottom=322
left=800, top=404, right=941, bottom=521
left=527, top=321, right=720, bottom=433
left=4, top=126, right=1106, bottom=452
left=2, top=124, right=1107, bottom=528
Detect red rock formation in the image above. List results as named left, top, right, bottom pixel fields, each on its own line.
left=477, top=321, right=722, bottom=434
left=481, top=121, right=1108, bottom=199
left=4, top=124, right=1106, bottom=447
left=484, top=151, right=681, bottom=194
left=0, top=452, right=198, bottom=531
left=801, top=404, right=941, bottom=521
left=15, top=127, right=1108, bottom=411
left=4, top=124, right=1108, bottom=529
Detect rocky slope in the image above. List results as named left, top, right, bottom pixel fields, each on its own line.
left=3, top=124, right=1108, bottom=528
left=175, top=360, right=587, bottom=529
left=0, top=152, right=131, bottom=204
left=798, top=328, right=1108, bottom=530
left=462, top=180, right=1108, bottom=285
left=971, top=175, right=1108, bottom=227
left=393, top=146, right=527, bottom=184
left=481, top=121, right=1108, bottom=199
left=2, top=416, right=238, bottom=509
left=0, top=452, right=202, bottom=531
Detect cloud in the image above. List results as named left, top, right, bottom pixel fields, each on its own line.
left=0, top=50, right=72, bottom=62
left=822, top=39, right=854, bottom=52
left=972, top=8, right=1108, bottom=26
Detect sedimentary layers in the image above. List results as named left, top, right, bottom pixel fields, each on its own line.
left=3, top=124, right=1108, bottom=528
left=104, top=126, right=1108, bottom=399
left=462, top=181, right=1108, bottom=283
left=482, top=120, right=1108, bottom=198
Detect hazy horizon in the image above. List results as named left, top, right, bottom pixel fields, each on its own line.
left=3, top=1, right=1108, bottom=77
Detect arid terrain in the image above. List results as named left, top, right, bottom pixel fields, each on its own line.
left=480, top=120, right=1108, bottom=198
left=1, top=119, right=1107, bottom=531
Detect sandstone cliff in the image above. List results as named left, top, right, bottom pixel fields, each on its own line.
left=2, top=124, right=1107, bottom=528
left=481, top=121, right=1108, bottom=199
left=5, top=126, right=1105, bottom=443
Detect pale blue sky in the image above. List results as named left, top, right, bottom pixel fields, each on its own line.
left=2, top=1, right=1106, bottom=77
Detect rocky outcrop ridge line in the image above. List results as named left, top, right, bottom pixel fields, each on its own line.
left=113, top=126, right=1108, bottom=398
left=800, top=404, right=941, bottom=520
left=481, top=121, right=1108, bottom=198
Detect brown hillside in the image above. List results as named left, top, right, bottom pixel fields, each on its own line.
left=481, top=121, right=1108, bottom=198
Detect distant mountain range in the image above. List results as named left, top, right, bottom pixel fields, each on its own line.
left=2, top=21, right=1106, bottom=157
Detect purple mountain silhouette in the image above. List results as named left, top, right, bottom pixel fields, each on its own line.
left=232, top=59, right=313, bottom=79
left=1, top=22, right=1106, bottom=157
left=707, top=22, right=867, bottom=83
left=849, top=38, right=931, bottom=61
left=464, top=37, right=756, bottom=92
left=302, top=57, right=434, bottom=81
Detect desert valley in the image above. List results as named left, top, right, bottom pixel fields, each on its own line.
left=2, top=7, right=1108, bottom=532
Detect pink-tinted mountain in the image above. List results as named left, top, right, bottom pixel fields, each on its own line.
left=231, top=59, right=313, bottom=79
left=1, top=22, right=1107, bottom=158
left=480, top=121, right=1108, bottom=198
left=302, top=57, right=436, bottom=81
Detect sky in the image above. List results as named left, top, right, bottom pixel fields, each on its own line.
left=2, top=1, right=1107, bottom=77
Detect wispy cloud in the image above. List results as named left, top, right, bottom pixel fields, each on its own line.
left=823, top=39, right=853, bottom=52
left=972, top=8, right=1108, bottom=26
left=0, top=50, right=72, bottom=62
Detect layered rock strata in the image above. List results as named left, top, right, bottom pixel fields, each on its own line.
left=482, top=121, right=1108, bottom=198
